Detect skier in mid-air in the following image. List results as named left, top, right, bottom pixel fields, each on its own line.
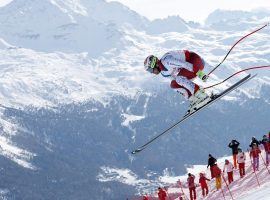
left=144, top=50, right=210, bottom=112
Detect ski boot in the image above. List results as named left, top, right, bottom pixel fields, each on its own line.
left=185, top=88, right=211, bottom=115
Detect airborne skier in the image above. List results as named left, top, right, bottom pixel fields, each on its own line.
left=144, top=50, right=210, bottom=112
left=132, top=24, right=267, bottom=154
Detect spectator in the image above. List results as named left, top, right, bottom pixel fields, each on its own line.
left=207, top=154, right=217, bottom=179
left=212, top=164, right=222, bottom=190
left=199, top=172, right=210, bottom=197
left=142, top=194, right=149, bottom=200
left=250, top=144, right=261, bottom=171
left=187, top=173, right=196, bottom=200
left=228, top=139, right=240, bottom=168
left=261, top=134, right=270, bottom=165
left=223, top=159, right=234, bottom=184
left=158, top=187, right=167, bottom=200
left=237, top=148, right=246, bottom=178
left=249, top=136, right=260, bottom=147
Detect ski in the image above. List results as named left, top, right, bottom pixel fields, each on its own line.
left=131, top=74, right=256, bottom=154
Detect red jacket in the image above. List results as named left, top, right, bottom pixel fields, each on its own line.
left=187, top=175, right=196, bottom=188
left=250, top=148, right=261, bottom=158
left=263, top=142, right=270, bottom=152
left=199, top=176, right=210, bottom=188
left=158, top=189, right=167, bottom=200
left=212, top=165, right=222, bottom=177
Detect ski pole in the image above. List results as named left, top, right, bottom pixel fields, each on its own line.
left=259, top=153, right=270, bottom=175
left=208, top=23, right=269, bottom=75
left=204, top=65, right=270, bottom=90
left=220, top=188, right=226, bottom=200
left=249, top=151, right=260, bottom=187
left=221, top=173, right=234, bottom=200
left=164, top=186, right=172, bottom=200
left=178, top=180, right=188, bottom=200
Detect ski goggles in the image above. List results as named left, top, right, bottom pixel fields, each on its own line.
left=146, top=56, right=157, bottom=73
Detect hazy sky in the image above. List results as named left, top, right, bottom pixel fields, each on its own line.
left=107, top=0, right=270, bottom=23
left=1, top=0, right=269, bottom=23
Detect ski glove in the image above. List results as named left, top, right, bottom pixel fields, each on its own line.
left=196, top=70, right=209, bottom=82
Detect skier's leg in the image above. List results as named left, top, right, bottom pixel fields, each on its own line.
left=256, top=156, right=260, bottom=171
left=252, top=157, right=256, bottom=171
left=239, top=163, right=243, bottom=177
left=170, top=80, right=194, bottom=99
left=201, top=187, right=205, bottom=197
left=193, top=187, right=196, bottom=200
left=266, top=152, right=269, bottom=165
left=174, top=76, right=199, bottom=96
left=233, top=154, right=237, bottom=168
left=189, top=188, right=193, bottom=200
left=230, top=171, right=234, bottom=183
left=173, top=76, right=210, bottom=114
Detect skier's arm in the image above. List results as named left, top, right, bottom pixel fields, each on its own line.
left=161, top=50, right=193, bottom=72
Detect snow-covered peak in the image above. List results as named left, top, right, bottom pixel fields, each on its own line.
left=205, top=9, right=270, bottom=30
left=146, top=15, right=189, bottom=34
left=0, top=0, right=147, bottom=56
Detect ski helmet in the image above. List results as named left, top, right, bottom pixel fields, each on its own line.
left=144, top=55, right=158, bottom=73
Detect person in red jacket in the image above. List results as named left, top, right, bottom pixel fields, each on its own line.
left=158, top=187, right=167, bottom=200
left=199, top=172, right=210, bottom=197
left=250, top=144, right=261, bottom=171
left=261, top=134, right=270, bottom=165
left=212, top=164, right=222, bottom=190
left=187, top=173, right=196, bottom=200
left=207, top=154, right=217, bottom=179
left=142, top=194, right=149, bottom=200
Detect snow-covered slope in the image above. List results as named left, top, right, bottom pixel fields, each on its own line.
left=98, top=152, right=270, bottom=199
left=0, top=0, right=269, bottom=199
left=205, top=9, right=270, bottom=31
left=0, top=0, right=148, bottom=56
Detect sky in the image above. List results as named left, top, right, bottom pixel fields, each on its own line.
left=107, top=0, right=270, bottom=23
left=1, top=0, right=269, bottom=23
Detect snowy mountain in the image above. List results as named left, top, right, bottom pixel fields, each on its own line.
left=0, top=0, right=269, bottom=199
left=205, top=9, right=270, bottom=31
left=0, top=0, right=148, bottom=56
